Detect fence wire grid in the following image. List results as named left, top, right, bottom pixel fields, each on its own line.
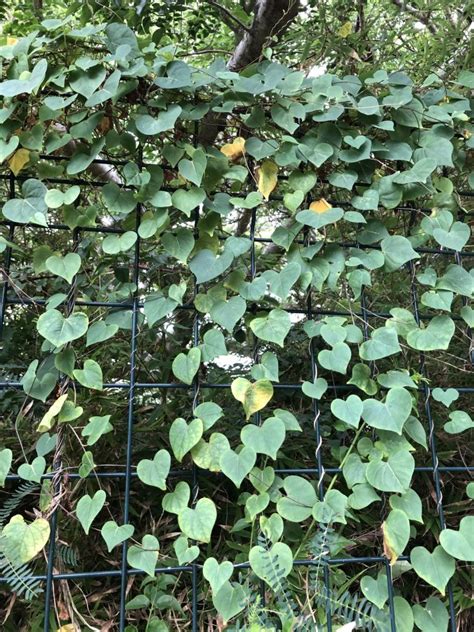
left=0, top=153, right=473, bottom=632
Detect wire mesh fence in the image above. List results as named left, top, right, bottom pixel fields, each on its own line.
left=0, top=155, right=473, bottom=632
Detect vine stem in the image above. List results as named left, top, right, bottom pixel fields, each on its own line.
left=294, top=422, right=367, bottom=560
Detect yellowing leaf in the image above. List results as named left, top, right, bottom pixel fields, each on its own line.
left=57, top=625, right=76, bottom=632
left=310, top=198, right=332, bottom=213
left=231, top=378, right=274, bottom=420
left=220, top=137, right=246, bottom=161
left=7, top=37, right=18, bottom=46
left=37, top=394, right=68, bottom=433
left=8, top=148, right=30, bottom=175
left=338, top=21, right=353, bottom=38
left=257, top=160, right=278, bottom=200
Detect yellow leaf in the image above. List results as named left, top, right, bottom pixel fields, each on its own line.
left=231, top=378, right=274, bottom=420
left=57, top=625, right=76, bottom=632
left=8, top=148, right=30, bottom=175
left=309, top=198, right=332, bottom=213
left=257, top=160, right=278, bottom=200
left=338, top=21, right=353, bottom=38
left=220, top=137, right=246, bottom=161
left=7, top=37, right=18, bottom=46
left=37, top=394, right=68, bottom=433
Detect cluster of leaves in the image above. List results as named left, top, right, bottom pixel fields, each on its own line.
left=0, top=18, right=473, bottom=632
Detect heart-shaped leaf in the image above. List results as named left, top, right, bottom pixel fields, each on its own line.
left=276, top=475, right=317, bottom=522
left=444, top=410, right=474, bottom=434
left=410, top=545, right=455, bottom=595
left=37, top=309, right=88, bottom=347
left=169, top=417, right=203, bottom=462
left=2, top=178, right=48, bottom=225
left=212, top=582, right=247, bottom=624
left=46, top=253, right=81, bottom=283
left=101, top=521, right=135, bottom=552
left=1, top=515, right=50, bottom=566
left=359, top=327, right=400, bottom=361
left=231, top=378, right=273, bottom=420
left=178, top=149, right=207, bottom=186
left=174, top=534, right=200, bottom=565
left=76, top=490, right=106, bottom=535
left=432, top=387, right=459, bottom=408
left=361, top=572, right=388, bottom=609
left=439, top=516, right=474, bottom=561
left=413, top=596, right=449, bottom=632
left=191, top=433, right=230, bottom=471
left=433, top=222, right=470, bottom=251
left=127, top=534, right=159, bottom=577
left=318, top=342, right=351, bottom=374
left=407, top=315, right=455, bottom=351
left=172, top=187, right=206, bottom=217
left=366, top=450, right=414, bottom=493
left=137, top=450, right=171, bottom=490
left=220, top=446, right=256, bottom=488
left=362, top=387, right=412, bottom=434
left=102, top=231, right=137, bottom=254
left=203, top=557, right=234, bottom=594
left=302, top=377, right=328, bottom=400
left=178, top=497, right=217, bottom=543
left=210, top=296, right=246, bottom=332
left=241, top=418, right=285, bottom=460
left=162, top=481, right=190, bottom=514
left=250, top=309, right=291, bottom=347
left=18, top=456, right=46, bottom=483
left=73, top=359, right=103, bottom=390
left=382, top=508, right=410, bottom=564
left=172, top=348, right=201, bottom=385
left=249, top=542, right=293, bottom=587
left=296, top=206, right=344, bottom=230
left=331, top=395, right=363, bottom=428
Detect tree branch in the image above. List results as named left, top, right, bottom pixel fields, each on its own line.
left=205, top=0, right=251, bottom=33
left=390, top=0, right=437, bottom=35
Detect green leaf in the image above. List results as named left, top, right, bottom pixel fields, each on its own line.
left=220, top=446, right=257, bottom=488
left=318, top=342, right=351, bottom=374
left=172, top=348, right=201, bottom=385
left=178, top=498, right=217, bottom=543
left=102, top=231, right=137, bottom=254
left=1, top=515, right=50, bottom=566
left=302, top=377, right=328, bottom=400
left=0, top=59, right=48, bottom=97
left=276, top=475, right=317, bottom=522
left=382, top=508, right=410, bottom=564
left=199, top=329, right=227, bottom=363
left=393, top=158, right=437, bottom=184
left=172, top=187, right=206, bottom=217
left=413, top=596, right=449, bottom=632
left=101, top=521, right=135, bottom=552
left=169, top=418, right=203, bottom=462
left=37, top=309, right=88, bottom=347
left=381, top=235, right=419, bottom=271
left=162, top=228, right=195, bottom=263
left=0, top=448, right=12, bottom=487
left=76, top=490, right=106, bottom=535
left=432, top=388, right=459, bottom=408
left=212, top=582, right=246, bottom=624
left=18, top=456, right=46, bottom=483
left=361, top=572, right=388, bottom=609
left=407, top=315, right=455, bottom=351
left=37, top=393, right=68, bottom=433
left=362, top=387, right=412, bottom=434
left=137, top=450, right=171, bottom=490
left=439, top=516, right=474, bottom=561
left=444, top=410, right=474, bottom=434
left=433, top=222, right=470, bottom=251
left=210, top=296, right=246, bottom=332
left=296, top=206, right=344, bottom=230
left=135, top=105, right=182, bottom=135
left=250, top=352, right=279, bottom=382
left=249, top=543, right=293, bottom=588
left=44, top=186, right=80, bottom=208
left=230, top=378, right=274, bottom=420
left=193, top=402, right=223, bottom=431
left=410, top=546, right=455, bottom=595
left=348, top=363, right=378, bottom=395
left=359, top=327, right=400, bottom=360
left=101, top=182, right=136, bottom=215
left=127, top=535, right=159, bottom=577
left=203, top=558, right=233, bottom=594
left=312, top=489, right=348, bottom=524
left=331, top=394, right=363, bottom=428
left=73, top=359, right=103, bottom=390
left=250, top=309, right=291, bottom=347
left=189, top=248, right=233, bottom=283
left=178, top=149, right=207, bottom=186
left=81, top=415, right=113, bottom=446
left=86, top=321, right=119, bottom=347
left=2, top=178, right=48, bottom=225
left=366, top=450, right=414, bottom=493
left=241, top=417, right=286, bottom=460
left=45, top=253, right=81, bottom=283
left=191, top=433, right=230, bottom=471
left=389, top=488, right=423, bottom=523
left=262, top=262, right=301, bottom=300
left=162, top=481, right=190, bottom=515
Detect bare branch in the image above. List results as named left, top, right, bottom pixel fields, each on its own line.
left=391, top=0, right=437, bottom=35
left=205, top=0, right=251, bottom=33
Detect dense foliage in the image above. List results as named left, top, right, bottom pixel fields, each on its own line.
left=0, top=10, right=473, bottom=632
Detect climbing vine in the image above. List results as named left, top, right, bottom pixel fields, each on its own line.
left=0, top=20, right=473, bottom=632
